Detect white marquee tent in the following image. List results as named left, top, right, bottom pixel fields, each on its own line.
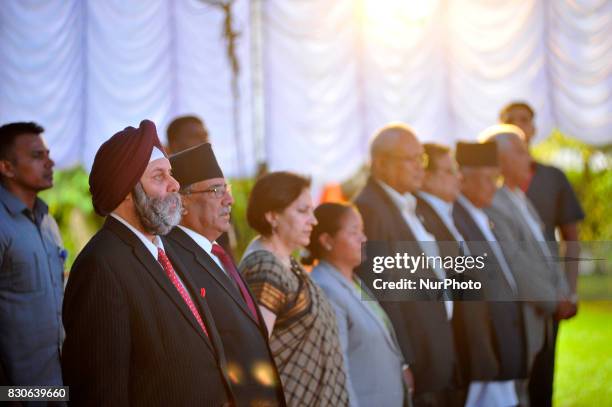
left=1, top=0, right=610, bottom=182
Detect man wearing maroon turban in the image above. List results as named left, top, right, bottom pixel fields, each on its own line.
left=61, top=120, right=234, bottom=406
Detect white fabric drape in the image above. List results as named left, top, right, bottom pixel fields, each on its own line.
left=0, top=0, right=251, bottom=175
left=1, top=0, right=610, bottom=181
left=0, top=0, right=83, bottom=168
left=262, top=0, right=365, bottom=183
left=549, top=0, right=612, bottom=145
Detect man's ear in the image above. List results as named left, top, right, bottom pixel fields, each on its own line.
left=319, top=232, right=334, bottom=251
left=0, top=159, right=15, bottom=179
left=370, top=155, right=386, bottom=179
left=179, top=193, right=191, bottom=211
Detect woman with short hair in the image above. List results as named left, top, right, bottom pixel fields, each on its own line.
left=239, top=171, right=350, bottom=407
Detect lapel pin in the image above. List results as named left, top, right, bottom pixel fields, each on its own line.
left=200, top=288, right=206, bottom=298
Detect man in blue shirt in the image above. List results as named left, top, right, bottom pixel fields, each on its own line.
left=0, top=122, right=64, bottom=388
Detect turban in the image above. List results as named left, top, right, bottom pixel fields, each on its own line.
left=89, top=120, right=165, bottom=216
left=456, top=141, right=498, bottom=167
left=169, top=143, right=224, bottom=188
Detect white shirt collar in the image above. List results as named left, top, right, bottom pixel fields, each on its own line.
left=110, top=213, right=164, bottom=259
left=419, top=191, right=465, bottom=241
left=456, top=195, right=491, bottom=235
left=177, top=225, right=229, bottom=274
left=419, top=191, right=453, bottom=219
left=178, top=225, right=214, bottom=255
left=376, top=179, right=417, bottom=214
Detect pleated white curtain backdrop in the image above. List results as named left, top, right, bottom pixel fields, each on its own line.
left=0, top=0, right=610, bottom=182
left=0, top=0, right=251, bottom=176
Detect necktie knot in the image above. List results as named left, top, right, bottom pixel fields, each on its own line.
left=211, top=243, right=228, bottom=261
left=157, top=247, right=168, bottom=263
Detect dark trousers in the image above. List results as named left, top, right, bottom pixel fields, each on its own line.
left=528, top=319, right=559, bottom=407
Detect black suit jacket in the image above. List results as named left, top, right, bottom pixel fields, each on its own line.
left=416, top=194, right=500, bottom=382
left=164, top=227, right=286, bottom=406
left=62, top=217, right=233, bottom=406
left=354, top=178, right=459, bottom=394
left=453, top=201, right=527, bottom=380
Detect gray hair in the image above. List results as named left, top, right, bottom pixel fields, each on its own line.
left=132, top=182, right=182, bottom=235
left=478, top=124, right=525, bottom=152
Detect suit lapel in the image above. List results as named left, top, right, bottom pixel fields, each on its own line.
left=368, top=179, right=418, bottom=242
left=454, top=201, right=518, bottom=293
left=169, top=228, right=260, bottom=326
left=367, top=180, right=444, bottom=299
left=105, top=218, right=215, bottom=352
left=453, top=201, right=486, bottom=242
left=164, top=243, right=223, bottom=352
left=416, top=195, right=455, bottom=242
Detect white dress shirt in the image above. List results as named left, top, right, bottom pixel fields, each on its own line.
left=110, top=213, right=166, bottom=257
left=377, top=180, right=453, bottom=318
left=111, top=213, right=191, bottom=293
left=177, top=225, right=229, bottom=277
left=452, top=200, right=518, bottom=407
left=418, top=192, right=467, bottom=243
left=456, top=196, right=517, bottom=293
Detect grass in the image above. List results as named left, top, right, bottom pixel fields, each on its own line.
left=553, top=300, right=612, bottom=406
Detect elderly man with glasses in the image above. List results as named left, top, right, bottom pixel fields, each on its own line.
left=164, top=143, right=286, bottom=407
left=353, top=123, right=463, bottom=407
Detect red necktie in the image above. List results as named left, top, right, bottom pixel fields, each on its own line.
left=157, top=247, right=208, bottom=337
left=211, top=244, right=260, bottom=324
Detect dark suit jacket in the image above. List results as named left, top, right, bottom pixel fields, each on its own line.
left=164, top=227, right=286, bottom=406
left=416, top=195, right=500, bottom=382
left=354, top=178, right=459, bottom=394
left=453, top=201, right=527, bottom=380
left=62, top=217, right=233, bottom=406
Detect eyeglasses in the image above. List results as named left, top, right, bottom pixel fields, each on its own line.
left=385, top=152, right=428, bottom=167
left=185, top=183, right=231, bottom=199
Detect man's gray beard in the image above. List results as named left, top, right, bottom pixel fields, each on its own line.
left=132, top=182, right=182, bottom=235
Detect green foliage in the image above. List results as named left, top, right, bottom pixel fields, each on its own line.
left=228, top=178, right=257, bottom=260
left=531, top=131, right=612, bottom=242
left=39, top=166, right=102, bottom=269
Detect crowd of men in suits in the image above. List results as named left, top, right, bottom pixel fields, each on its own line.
left=353, top=110, right=582, bottom=406
left=0, top=101, right=584, bottom=406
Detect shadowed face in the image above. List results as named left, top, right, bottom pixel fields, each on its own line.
left=0, top=133, right=54, bottom=192
left=182, top=177, right=234, bottom=241
left=503, top=106, right=535, bottom=144
left=460, top=167, right=500, bottom=208
left=324, top=208, right=366, bottom=269
left=499, top=135, right=531, bottom=187
left=375, top=133, right=425, bottom=194
left=422, top=152, right=462, bottom=202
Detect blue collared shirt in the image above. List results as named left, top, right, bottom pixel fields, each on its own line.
left=0, top=184, right=64, bottom=386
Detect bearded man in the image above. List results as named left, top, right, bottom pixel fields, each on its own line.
left=61, top=120, right=233, bottom=406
